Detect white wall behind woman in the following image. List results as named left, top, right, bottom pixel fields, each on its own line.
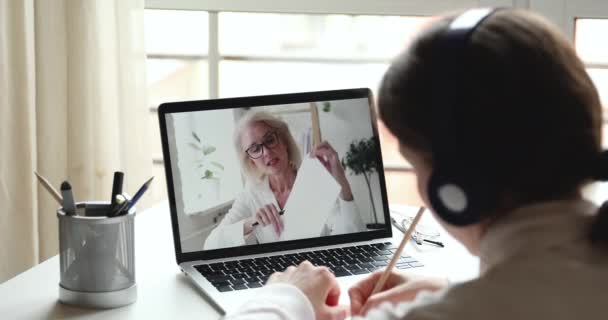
left=168, top=110, right=243, bottom=251
left=172, top=109, right=242, bottom=214
left=319, top=98, right=385, bottom=225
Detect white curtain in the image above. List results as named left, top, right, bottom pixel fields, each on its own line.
left=0, top=0, right=152, bottom=283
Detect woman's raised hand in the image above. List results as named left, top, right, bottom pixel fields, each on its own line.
left=311, top=141, right=353, bottom=201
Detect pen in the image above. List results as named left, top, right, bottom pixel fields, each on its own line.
left=61, top=181, right=76, bottom=216
left=252, top=209, right=285, bottom=227
left=110, top=171, right=124, bottom=208
left=34, top=171, right=63, bottom=205
left=125, top=177, right=154, bottom=212
left=421, top=238, right=445, bottom=248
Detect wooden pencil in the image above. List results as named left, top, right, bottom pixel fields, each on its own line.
left=34, top=171, right=63, bottom=205
left=371, top=206, right=425, bottom=295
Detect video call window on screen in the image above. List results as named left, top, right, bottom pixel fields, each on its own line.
left=165, top=98, right=386, bottom=253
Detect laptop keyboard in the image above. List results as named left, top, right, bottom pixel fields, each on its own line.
left=193, top=242, right=423, bottom=292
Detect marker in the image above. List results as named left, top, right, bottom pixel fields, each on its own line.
left=125, top=177, right=154, bottom=212
left=110, top=171, right=124, bottom=208
left=109, top=194, right=129, bottom=217
left=252, top=209, right=285, bottom=227
left=61, top=181, right=76, bottom=216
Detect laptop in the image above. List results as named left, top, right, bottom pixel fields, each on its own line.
left=158, top=88, right=423, bottom=314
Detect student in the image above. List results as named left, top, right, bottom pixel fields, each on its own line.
left=226, top=8, right=608, bottom=320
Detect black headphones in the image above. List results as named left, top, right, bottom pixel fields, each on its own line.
left=427, top=8, right=501, bottom=226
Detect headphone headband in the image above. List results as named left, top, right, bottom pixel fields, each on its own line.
left=427, top=8, right=502, bottom=226
left=450, top=8, right=496, bottom=32
left=433, top=8, right=500, bottom=158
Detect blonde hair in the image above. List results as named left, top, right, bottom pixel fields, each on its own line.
left=233, top=110, right=302, bottom=181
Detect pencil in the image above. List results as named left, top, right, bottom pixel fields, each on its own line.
left=34, top=171, right=63, bottom=205
left=371, top=206, right=425, bottom=295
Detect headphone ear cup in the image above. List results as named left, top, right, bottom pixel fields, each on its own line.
left=427, top=168, right=497, bottom=226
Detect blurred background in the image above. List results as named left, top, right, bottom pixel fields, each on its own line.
left=3, top=0, right=608, bottom=284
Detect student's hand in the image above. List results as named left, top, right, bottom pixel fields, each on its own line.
left=348, top=270, right=448, bottom=316
left=311, top=141, right=353, bottom=201
left=250, top=204, right=284, bottom=236
left=267, top=261, right=348, bottom=320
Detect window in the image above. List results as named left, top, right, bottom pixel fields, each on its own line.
left=146, top=0, right=608, bottom=207
left=576, top=19, right=608, bottom=148
left=144, top=10, right=210, bottom=204
left=145, top=9, right=429, bottom=206
left=552, top=0, right=608, bottom=203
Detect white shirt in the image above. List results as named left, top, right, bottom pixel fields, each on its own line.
left=225, top=199, right=608, bottom=319
left=204, top=175, right=365, bottom=250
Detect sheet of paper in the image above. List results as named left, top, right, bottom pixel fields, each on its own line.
left=279, top=157, right=341, bottom=241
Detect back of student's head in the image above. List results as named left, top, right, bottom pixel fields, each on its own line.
left=378, top=9, right=608, bottom=244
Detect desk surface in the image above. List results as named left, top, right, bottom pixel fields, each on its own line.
left=0, top=202, right=478, bottom=320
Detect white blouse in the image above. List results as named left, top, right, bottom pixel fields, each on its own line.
left=225, top=199, right=608, bottom=320
left=204, top=175, right=365, bottom=250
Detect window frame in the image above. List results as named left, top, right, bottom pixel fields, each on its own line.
left=145, top=0, right=512, bottom=16
left=529, top=0, right=608, bottom=120
left=145, top=0, right=608, bottom=207
left=145, top=0, right=516, bottom=169
left=144, top=0, right=608, bottom=171
left=144, top=0, right=608, bottom=88
left=145, top=0, right=510, bottom=100
left=530, top=0, right=608, bottom=92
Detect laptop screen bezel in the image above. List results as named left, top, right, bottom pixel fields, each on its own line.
left=158, top=88, right=393, bottom=265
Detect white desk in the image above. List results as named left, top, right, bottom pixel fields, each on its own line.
left=0, top=202, right=478, bottom=319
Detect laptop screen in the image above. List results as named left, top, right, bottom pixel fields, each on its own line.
left=159, top=89, right=392, bottom=261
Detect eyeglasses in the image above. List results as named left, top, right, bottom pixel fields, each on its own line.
left=390, top=209, right=443, bottom=247
left=401, top=216, right=441, bottom=242
left=245, top=131, right=279, bottom=159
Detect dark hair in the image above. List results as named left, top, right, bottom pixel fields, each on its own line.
left=378, top=9, right=608, bottom=244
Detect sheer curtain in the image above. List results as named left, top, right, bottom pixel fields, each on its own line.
left=0, top=0, right=151, bottom=283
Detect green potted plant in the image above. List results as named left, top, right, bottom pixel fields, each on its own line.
left=341, top=136, right=383, bottom=229
left=189, top=132, right=224, bottom=202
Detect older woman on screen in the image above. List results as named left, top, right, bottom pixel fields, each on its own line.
left=204, top=111, right=364, bottom=250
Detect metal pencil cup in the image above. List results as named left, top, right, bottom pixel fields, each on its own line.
left=57, top=202, right=137, bottom=308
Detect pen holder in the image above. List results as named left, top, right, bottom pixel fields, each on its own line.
left=57, top=202, right=137, bottom=309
